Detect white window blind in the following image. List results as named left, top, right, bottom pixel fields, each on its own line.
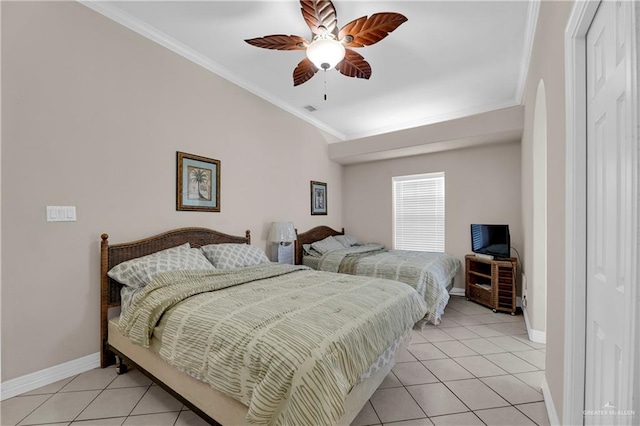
left=393, top=172, right=445, bottom=252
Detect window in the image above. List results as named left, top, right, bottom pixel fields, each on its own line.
left=393, top=172, right=445, bottom=252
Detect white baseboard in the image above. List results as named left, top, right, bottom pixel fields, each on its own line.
left=522, top=305, right=547, bottom=343
left=449, top=287, right=465, bottom=297
left=1, top=352, right=100, bottom=401
left=542, top=375, right=560, bottom=426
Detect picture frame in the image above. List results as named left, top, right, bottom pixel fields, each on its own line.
left=310, top=181, right=327, bottom=215
left=177, top=151, right=220, bottom=212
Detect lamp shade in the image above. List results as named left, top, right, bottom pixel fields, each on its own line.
left=268, top=222, right=296, bottom=242
left=306, top=37, right=345, bottom=70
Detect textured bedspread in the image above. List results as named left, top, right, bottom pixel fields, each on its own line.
left=317, top=245, right=461, bottom=324
left=118, top=264, right=427, bottom=426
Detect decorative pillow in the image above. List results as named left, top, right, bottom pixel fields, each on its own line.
left=107, top=244, right=215, bottom=288
left=311, top=235, right=345, bottom=254
left=302, top=243, right=323, bottom=257
left=334, top=234, right=360, bottom=248
left=200, top=244, right=270, bottom=269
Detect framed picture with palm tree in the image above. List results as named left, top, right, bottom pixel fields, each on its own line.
left=177, top=151, right=220, bottom=212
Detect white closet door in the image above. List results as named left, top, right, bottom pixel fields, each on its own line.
left=585, top=1, right=636, bottom=424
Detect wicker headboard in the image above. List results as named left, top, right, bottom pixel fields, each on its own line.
left=100, top=227, right=250, bottom=367
left=294, top=226, right=344, bottom=265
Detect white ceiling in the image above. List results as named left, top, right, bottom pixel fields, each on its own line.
left=84, top=1, right=537, bottom=142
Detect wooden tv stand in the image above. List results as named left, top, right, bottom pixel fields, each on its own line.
left=465, top=254, right=517, bottom=314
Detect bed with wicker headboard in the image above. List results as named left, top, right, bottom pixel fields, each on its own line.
left=99, top=226, right=425, bottom=426
left=100, top=227, right=251, bottom=369
left=101, top=227, right=255, bottom=424
left=295, top=225, right=461, bottom=324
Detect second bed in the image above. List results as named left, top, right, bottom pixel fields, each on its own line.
left=295, top=226, right=461, bottom=324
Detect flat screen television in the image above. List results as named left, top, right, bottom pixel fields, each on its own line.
left=470, top=224, right=510, bottom=258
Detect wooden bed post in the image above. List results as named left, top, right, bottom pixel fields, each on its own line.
left=100, top=234, right=115, bottom=368
left=294, top=228, right=299, bottom=265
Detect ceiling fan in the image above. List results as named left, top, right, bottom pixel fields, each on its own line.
left=245, top=0, right=407, bottom=87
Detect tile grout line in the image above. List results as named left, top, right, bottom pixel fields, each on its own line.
left=12, top=392, right=55, bottom=426
left=12, top=374, right=80, bottom=425
left=512, top=401, right=548, bottom=426
left=68, top=371, right=121, bottom=425
left=396, top=343, right=483, bottom=424
left=411, top=302, right=546, bottom=425
left=451, top=373, right=544, bottom=424
left=366, top=396, right=383, bottom=426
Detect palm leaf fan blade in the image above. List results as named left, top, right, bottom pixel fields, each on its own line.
left=244, top=35, right=308, bottom=50
left=293, top=57, right=319, bottom=86
left=339, top=13, right=407, bottom=48
left=336, top=49, right=371, bottom=79
left=300, top=0, right=338, bottom=35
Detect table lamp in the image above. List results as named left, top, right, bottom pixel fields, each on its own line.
left=268, top=221, right=296, bottom=263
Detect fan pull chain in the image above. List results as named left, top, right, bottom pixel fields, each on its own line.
left=323, top=70, right=327, bottom=101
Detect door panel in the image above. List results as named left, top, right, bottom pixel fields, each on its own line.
left=585, top=1, right=635, bottom=424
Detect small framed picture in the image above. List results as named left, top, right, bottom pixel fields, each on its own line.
left=177, top=151, right=220, bottom=212
left=310, top=181, right=327, bottom=215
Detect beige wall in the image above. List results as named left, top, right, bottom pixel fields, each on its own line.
left=0, top=7, right=581, bottom=418
left=0, top=2, right=343, bottom=381
left=520, top=0, right=574, bottom=417
left=343, top=141, right=522, bottom=289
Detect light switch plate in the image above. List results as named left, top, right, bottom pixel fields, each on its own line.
left=46, top=206, right=76, bottom=222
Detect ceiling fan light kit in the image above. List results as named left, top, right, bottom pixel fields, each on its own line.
left=306, top=35, right=345, bottom=70
left=245, top=0, right=407, bottom=87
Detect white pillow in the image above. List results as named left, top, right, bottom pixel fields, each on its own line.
left=108, top=243, right=215, bottom=288
left=334, top=234, right=360, bottom=248
left=311, top=236, right=345, bottom=254
left=200, top=244, right=270, bottom=269
left=302, top=243, right=323, bottom=257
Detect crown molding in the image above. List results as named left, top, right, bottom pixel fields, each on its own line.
left=78, top=1, right=533, bottom=143
left=78, top=1, right=347, bottom=141
left=516, top=0, right=541, bottom=104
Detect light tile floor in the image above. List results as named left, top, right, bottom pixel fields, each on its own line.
left=1, top=297, right=549, bottom=426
